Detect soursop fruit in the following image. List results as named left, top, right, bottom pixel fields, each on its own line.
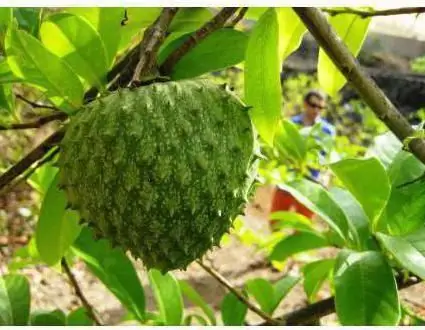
left=59, top=79, right=257, bottom=272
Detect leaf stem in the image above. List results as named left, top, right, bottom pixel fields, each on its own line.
left=323, top=7, right=425, bottom=18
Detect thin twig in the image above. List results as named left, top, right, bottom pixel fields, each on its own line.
left=160, top=7, right=239, bottom=76
left=15, top=94, right=59, bottom=111
left=131, top=7, right=179, bottom=84
left=293, top=7, right=425, bottom=165
left=196, top=260, right=284, bottom=325
left=0, top=129, right=64, bottom=193
left=323, top=7, right=425, bottom=18
left=61, top=258, right=103, bottom=326
left=0, top=112, right=67, bottom=131
left=258, top=274, right=421, bottom=325
left=227, top=7, right=248, bottom=27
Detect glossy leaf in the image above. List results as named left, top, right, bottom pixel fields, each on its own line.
left=178, top=280, right=216, bottom=325
left=13, top=8, right=41, bottom=37
left=387, top=150, right=425, bottom=187
left=276, top=8, right=307, bottom=60
left=30, top=310, right=66, bottom=326
left=0, top=84, right=14, bottom=116
left=184, top=314, right=208, bottom=325
left=245, top=278, right=275, bottom=314
left=65, top=7, right=124, bottom=66
left=272, top=276, right=300, bottom=312
left=330, top=158, right=390, bottom=227
left=148, top=269, right=183, bottom=326
left=274, top=119, right=307, bottom=163
left=334, top=250, right=400, bottom=325
left=365, top=131, right=402, bottom=168
left=5, top=25, right=84, bottom=111
left=0, top=8, right=12, bottom=35
left=221, top=292, right=247, bottom=325
left=245, top=8, right=281, bottom=146
left=169, top=8, right=212, bottom=32
left=171, top=28, right=248, bottom=80
left=40, top=13, right=108, bottom=89
left=35, top=173, right=81, bottom=266
left=269, top=211, right=314, bottom=232
left=381, top=180, right=425, bottom=236
left=0, top=60, right=22, bottom=84
left=329, top=187, right=372, bottom=250
left=245, top=8, right=267, bottom=20
left=302, top=258, right=335, bottom=302
left=318, top=13, right=371, bottom=97
left=377, top=228, right=425, bottom=280
left=72, top=227, right=146, bottom=322
left=269, top=231, right=328, bottom=262
left=280, top=179, right=350, bottom=241
left=67, top=307, right=93, bottom=326
left=0, top=275, right=30, bottom=325
left=28, top=159, right=59, bottom=194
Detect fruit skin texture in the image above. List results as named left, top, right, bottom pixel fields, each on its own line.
left=59, top=79, right=257, bottom=273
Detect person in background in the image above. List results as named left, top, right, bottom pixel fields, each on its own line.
left=269, top=89, right=336, bottom=229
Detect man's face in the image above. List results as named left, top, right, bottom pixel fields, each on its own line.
left=304, top=95, right=326, bottom=118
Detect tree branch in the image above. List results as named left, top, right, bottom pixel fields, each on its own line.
left=323, top=7, right=425, bottom=18
left=15, top=94, right=59, bottom=111
left=196, top=260, right=284, bottom=325
left=61, top=258, right=103, bottom=326
left=227, top=7, right=248, bottom=27
left=131, top=7, right=179, bottom=84
left=0, top=113, right=67, bottom=131
left=258, top=274, right=421, bottom=325
left=293, top=7, right=425, bottom=165
left=0, top=129, right=64, bottom=193
left=160, top=7, right=239, bottom=76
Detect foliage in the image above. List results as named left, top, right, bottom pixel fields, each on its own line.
left=0, top=6, right=424, bottom=327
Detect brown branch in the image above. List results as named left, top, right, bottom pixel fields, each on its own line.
left=160, top=7, right=239, bottom=76
left=258, top=274, right=421, bottom=325
left=293, top=7, right=425, bottom=165
left=61, top=258, right=103, bottom=326
left=15, top=94, right=59, bottom=111
left=0, top=129, right=64, bottom=193
left=227, top=7, right=248, bottom=27
left=131, top=7, right=179, bottom=84
left=323, top=7, right=425, bottom=18
left=196, top=260, right=284, bottom=325
left=0, top=113, right=67, bottom=131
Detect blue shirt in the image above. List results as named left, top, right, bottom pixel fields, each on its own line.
left=290, top=114, right=335, bottom=180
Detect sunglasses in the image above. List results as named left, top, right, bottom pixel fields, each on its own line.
left=306, top=100, right=326, bottom=110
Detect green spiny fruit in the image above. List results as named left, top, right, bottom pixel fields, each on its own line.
left=59, top=79, right=257, bottom=273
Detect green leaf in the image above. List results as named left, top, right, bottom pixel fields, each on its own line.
left=269, top=211, right=314, bottom=232
left=221, top=292, right=247, bottom=325
left=380, top=180, right=425, bottom=236
left=245, top=8, right=282, bottom=145
left=274, top=119, right=307, bottom=163
left=280, top=179, right=350, bottom=242
left=318, top=13, right=371, bottom=97
left=72, top=227, right=146, bottom=322
left=170, top=28, right=248, bottom=80
left=387, top=150, right=425, bottom=187
left=0, top=275, right=30, bottom=325
left=269, top=231, right=328, bottom=262
left=13, top=8, right=41, bottom=37
left=330, top=158, right=390, bottom=228
left=0, top=60, right=22, bottom=84
left=40, top=12, right=108, bottom=90
left=30, top=310, right=66, bottom=326
left=334, top=250, right=400, bottom=325
left=35, top=173, right=81, bottom=266
left=148, top=269, right=183, bottom=325
left=329, top=187, right=372, bottom=251
left=377, top=228, right=425, bottom=280
left=65, top=8, right=124, bottom=66
left=169, top=8, right=212, bottom=32
left=0, top=8, right=12, bottom=35
left=5, top=25, right=84, bottom=111
left=302, top=258, right=335, bottom=302
left=28, top=159, right=59, bottom=194
left=276, top=8, right=307, bottom=60
left=245, top=278, right=275, bottom=314
left=157, top=32, right=190, bottom=65
left=271, top=276, right=300, bottom=313
left=365, top=131, right=402, bottom=169
left=0, top=84, right=14, bottom=116
left=66, top=307, right=93, bottom=326
left=184, top=313, right=208, bottom=325
left=245, top=8, right=268, bottom=20
left=178, top=280, right=216, bottom=325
